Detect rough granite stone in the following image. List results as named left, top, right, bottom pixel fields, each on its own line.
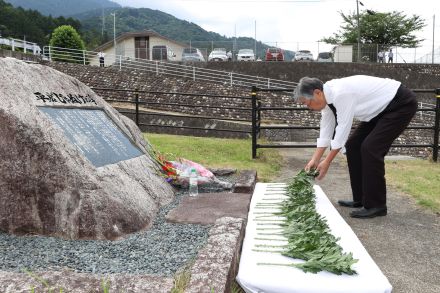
left=186, top=217, right=246, bottom=293
left=232, top=170, right=257, bottom=193
left=0, top=58, right=175, bottom=240
left=0, top=270, right=174, bottom=293
left=209, top=168, right=237, bottom=176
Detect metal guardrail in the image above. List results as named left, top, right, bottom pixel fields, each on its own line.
left=43, top=46, right=298, bottom=89
left=0, top=37, right=41, bottom=54
left=251, top=86, right=440, bottom=162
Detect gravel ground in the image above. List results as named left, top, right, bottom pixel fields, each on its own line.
left=0, top=191, right=211, bottom=277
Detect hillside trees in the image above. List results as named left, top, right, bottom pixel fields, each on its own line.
left=4, top=0, right=120, bottom=17
left=0, top=0, right=81, bottom=46
left=322, top=10, right=426, bottom=48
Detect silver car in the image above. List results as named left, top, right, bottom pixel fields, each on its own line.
left=237, top=49, right=255, bottom=61
left=208, top=50, right=228, bottom=61
left=317, top=52, right=333, bottom=62
left=182, top=48, right=205, bottom=62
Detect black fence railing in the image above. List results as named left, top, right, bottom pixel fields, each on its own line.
left=91, top=86, right=439, bottom=162
left=91, top=87, right=252, bottom=136
left=251, top=86, right=440, bottom=162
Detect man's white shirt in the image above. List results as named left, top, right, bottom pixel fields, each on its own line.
left=317, top=75, right=401, bottom=150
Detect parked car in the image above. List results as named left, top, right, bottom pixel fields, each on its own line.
left=237, top=49, right=255, bottom=61
left=182, top=47, right=205, bottom=62
left=294, top=50, right=313, bottom=61
left=290, top=51, right=296, bottom=61
left=208, top=50, right=228, bottom=61
left=213, top=48, right=227, bottom=53
left=265, top=47, right=284, bottom=61
left=152, top=45, right=176, bottom=61
left=317, top=52, right=333, bottom=62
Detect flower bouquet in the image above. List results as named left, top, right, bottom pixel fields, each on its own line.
left=153, top=151, right=232, bottom=189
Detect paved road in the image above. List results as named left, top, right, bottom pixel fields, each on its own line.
left=275, top=148, right=440, bottom=293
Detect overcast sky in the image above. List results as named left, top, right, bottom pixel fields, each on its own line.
left=114, top=0, right=439, bottom=60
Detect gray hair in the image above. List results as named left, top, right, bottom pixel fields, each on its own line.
left=292, top=77, right=324, bottom=102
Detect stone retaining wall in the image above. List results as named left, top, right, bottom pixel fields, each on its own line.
left=0, top=49, right=41, bottom=62
left=193, top=61, right=440, bottom=91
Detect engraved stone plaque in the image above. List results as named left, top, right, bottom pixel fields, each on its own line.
left=39, top=107, right=143, bottom=167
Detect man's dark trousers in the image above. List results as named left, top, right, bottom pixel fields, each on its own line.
left=345, top=85, right=417, bottom=209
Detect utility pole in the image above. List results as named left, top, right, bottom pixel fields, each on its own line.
left=254, top=20, right=257, bottom=60
left=111, top=12, right=116, bottom=56
left=356, top=0, right=361, bottom=62
left=101, top=7, right=105, bottom=37
left=433, top=14, right=436, bottom=64
left=234, top=24, right=237, bottom=60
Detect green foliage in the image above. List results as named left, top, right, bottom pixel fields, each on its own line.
left=0, top=0, right=82, bottom=46
left=49, top=25, right=85, bottom=49
left=24, top=269, right=110, bottom=292
left=231, top=281, right=246, bottom=293
left=1, top=0, right=292, bottom=56
left=101, top=278, right=110, bottom=293
left=23, top=269, right=63, bottom=293
left=49, top=25, right=85, bottom=63
left=144, top=133, right=282, bottom=182
left=5, top=0, right=120, bottom=17
left=386, top=159, right=440, bottom=213
left=77, top=7, right=291, bottom=56
left=170, top=261, right=193, bottom=293
left=258, top=170, right=358, bottom=275
left=322, top=10, right=426, bottom=48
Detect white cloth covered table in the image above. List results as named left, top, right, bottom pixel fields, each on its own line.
left=236, top=183, right=392, bottom=293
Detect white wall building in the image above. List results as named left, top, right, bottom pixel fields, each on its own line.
left=91, top=30, right=187, bottom=66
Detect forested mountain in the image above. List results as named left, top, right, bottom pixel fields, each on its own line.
left=77, top=7, right=228, bottom=46
left=77, top=7, right=282, bottom=58
left=1, top=0, right=293, bottom=58
left=0, top=0, right=81, bottom=46
left=4, top=0, right=120, bottom=16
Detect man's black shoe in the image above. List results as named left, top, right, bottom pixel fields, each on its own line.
left=350, top=207, right=387, bottom=219
left=337, top=200, right=363, bottom=208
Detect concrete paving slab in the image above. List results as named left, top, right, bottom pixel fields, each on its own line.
left=165, top=192, right=252, bottom=225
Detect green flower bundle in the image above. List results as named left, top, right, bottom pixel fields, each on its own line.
left=256, top=170, right=358, bottom=275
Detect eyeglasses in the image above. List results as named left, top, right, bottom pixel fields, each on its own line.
left=299, top=97, right=311, bottom=106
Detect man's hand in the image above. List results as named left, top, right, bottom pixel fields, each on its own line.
left=314, top=148, right=340, bottom=180
left=315, top=160, right=331, bottom=180
left=304, top=159, right=318, bottom=172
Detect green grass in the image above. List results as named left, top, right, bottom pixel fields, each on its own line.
left=170, top=263, right=192, bottom=293
left=386, top=159, right=440, bottom=213
left=144, top=133, right=283, bottom=182
left=144, top=133, right=439, bottom=212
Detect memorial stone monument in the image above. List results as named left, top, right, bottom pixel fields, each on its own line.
left=0, top=58, right=175, bottom=240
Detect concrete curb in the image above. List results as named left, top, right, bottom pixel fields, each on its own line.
left=185, top=217, right=246, bottom=293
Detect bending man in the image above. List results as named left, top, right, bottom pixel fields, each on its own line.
left=293, top=75, right=417, bottom=218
